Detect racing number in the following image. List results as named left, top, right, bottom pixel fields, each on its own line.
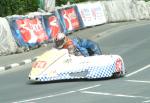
left=32, top=61, right=47, bottom=68
left=115, top=59, right=122, bottom=72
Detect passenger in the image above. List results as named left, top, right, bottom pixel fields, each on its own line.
left=54, top=33, right=102, bottom=56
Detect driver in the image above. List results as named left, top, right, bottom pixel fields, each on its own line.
left=54, top=32, right=102, bottom=56
left=54, top=33, right=81, bottom=56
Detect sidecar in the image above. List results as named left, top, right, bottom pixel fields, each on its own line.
left=29, top=48, right=125, bottom=82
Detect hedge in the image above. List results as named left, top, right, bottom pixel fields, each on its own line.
left=0, top=0, right=89, bottom=17
left=0, top=0, right=38, bottom=17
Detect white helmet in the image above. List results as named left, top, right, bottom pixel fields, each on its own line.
left=55, top=33, right=66, bottom=48
left=56, top=33, right=65, bottom=40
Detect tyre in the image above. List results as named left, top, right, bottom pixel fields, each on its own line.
left=112, top=71, right=124, bottom=78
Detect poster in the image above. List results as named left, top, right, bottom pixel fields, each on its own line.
left=16, top=18, right=48, bottom=44
left=61, top=7, right=80, bottom=32
left=77, top=2, right=107, bottom=27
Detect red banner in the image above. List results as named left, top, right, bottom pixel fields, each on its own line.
left=16, top=18, right=48, bottom=43
left=48, top=16, right=61, bottom=39
left=61, top=7, right=80, bottom=31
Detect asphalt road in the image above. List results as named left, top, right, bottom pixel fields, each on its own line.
left=0, top=21, right=150, bottom=103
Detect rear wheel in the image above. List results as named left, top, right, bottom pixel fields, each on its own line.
left=112, top=71, right=124, bottom=78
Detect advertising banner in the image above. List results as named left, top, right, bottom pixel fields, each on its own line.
left=43, top=14, right=61, bottom=39
left=57, top=6, right=80, bottom=33
left=16, top=18, right=48, bottom=44
left=77, top=2, right=107, bottom=27
left=9, top=16, right=48, bottom=47
left=8, top=16, right=29, bottom=47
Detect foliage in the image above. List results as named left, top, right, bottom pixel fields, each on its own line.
left=0, top=0, right=88, bottom=17
left=56, top=0, right=87, bottom=6
left=145, top=0, right=150, bottom=2
left=0, top=0, right=38, bottom=17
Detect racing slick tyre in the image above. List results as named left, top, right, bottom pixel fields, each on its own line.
left=112, top=71, right=124, bottom=78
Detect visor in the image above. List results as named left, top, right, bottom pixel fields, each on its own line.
left=55, top=38, right=65, bottom=48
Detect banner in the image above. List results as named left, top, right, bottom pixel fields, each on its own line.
left=9, top=16, right=48, bottom=47
left=44, top=14, right=61, bottom=39
left=57, top=6, right=80, bottom=33
left=77, top=2, right=107, bottom=27
left=8, top=16, right=28, bottom=47
left=16, top=18, right=48, bottom=44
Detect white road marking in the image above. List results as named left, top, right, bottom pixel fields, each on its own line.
left=143, top=100, right=150, bottom=103
left=13, top=84, right=100, bottom=103
left=126, top=64, right=150, bottom=77
left=13, top=91, right=76, bottom=103
left=0, top=67, right=5, bottom=71
left=81, top=91, right=149, bottom=99
left=78, top=85, right=101, bottom=91
left=126, top=80, right=150, bottom=84
left=23, top=59, right=32, bottom=63
left=10, top=63, right=19, bottom=67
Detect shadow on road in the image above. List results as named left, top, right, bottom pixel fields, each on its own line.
left=26, top=77, right=123, bottom=85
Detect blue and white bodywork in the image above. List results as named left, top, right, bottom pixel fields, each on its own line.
left=29, top=49, right=125, bottom=82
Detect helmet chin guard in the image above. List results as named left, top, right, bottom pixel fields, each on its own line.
left=55, top=33, right=66, bottom=48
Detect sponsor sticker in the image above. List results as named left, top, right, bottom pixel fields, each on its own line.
left=115, top=59, right=122, bottom=72
left=32, top=61, right=47, bottom=69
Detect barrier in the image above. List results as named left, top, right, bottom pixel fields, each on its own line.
left=0, top=17, right=18, bottom=55
left=7, top=15, right=48, bottom=49
left=132, top=0, right=150, bottom=20
left=76, top=2, right=107, bottom=27
left=44, top=0, right=55, bottom=12
left=55, top=5, right=81, bottom=34
left=102, top=0, right=135, bottom=22
left=1, top=0, right=150, bottom=55
left=43, top=12, right=62, bottom=39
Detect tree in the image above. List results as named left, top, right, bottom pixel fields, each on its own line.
left=0, top=0, right=38, bottom=17
left=56, top=0, right=87, bottom=6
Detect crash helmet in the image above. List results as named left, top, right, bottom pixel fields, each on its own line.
left=55, top=32, right=67, bottom=48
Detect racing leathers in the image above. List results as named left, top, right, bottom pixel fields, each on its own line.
left=54, top=33, right=102, bottom=56
left=72, top=37, right=102, bottom=56
left=61, top=37, right=81, bottom=56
